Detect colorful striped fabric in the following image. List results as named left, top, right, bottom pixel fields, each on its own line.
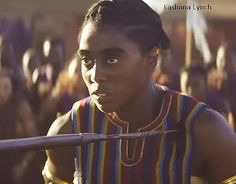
left=71, top=89, right=207, bottom=184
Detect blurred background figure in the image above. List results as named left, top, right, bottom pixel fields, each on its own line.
left=21, top=36, right=66, bottom=134
left=0, top=34, right=25, bottom=83
left=30, top=63, right=55, bottom=135
left=65, top=53, right=88, bottom=100
left=31, top=53, right=88, bottom=136
left=0, top=67, right=43, bottom=184
left=180, top=65, right=234, bottom=129
left=215, top=43, right=236, bottom=131
left=0, top=35, right=17, bottom=69
left=153, top=49, right=180, bottom=91
left=22, top=48, right=42, bottom=92
left=43, top=37, right=65, bottom=84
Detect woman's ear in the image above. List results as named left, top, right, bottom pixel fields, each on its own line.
left=146, top=47, right=159, bottom=72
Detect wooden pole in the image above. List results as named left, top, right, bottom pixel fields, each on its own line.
left=185, top=28, right=192, bottom=67
left=0, top=130, right=179, bottom=152
left=185, top=0, right=192, bottom=67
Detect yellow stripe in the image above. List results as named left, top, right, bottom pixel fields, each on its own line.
left=169, top=142, right=177, bottom=184
left=100, top=118, right=109, bottom=184
left=182, top=103, right=202, bottom=184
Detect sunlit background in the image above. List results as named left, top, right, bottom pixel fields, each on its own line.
left=0, top=0, right=236, bottom=66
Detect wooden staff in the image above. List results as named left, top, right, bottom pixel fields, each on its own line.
left=185, top=28, right=192, bottom=67
left=185, top=0, right=192, bottom=67
left=0, top=130, right=179, bottom=151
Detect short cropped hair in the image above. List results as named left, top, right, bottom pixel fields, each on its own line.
left=79, top=0, right=170, bottom=52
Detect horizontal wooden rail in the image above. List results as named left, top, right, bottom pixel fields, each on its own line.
left=0, top=130, right=179, bottom=151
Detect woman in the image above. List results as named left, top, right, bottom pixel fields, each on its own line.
left=43, top=1, right=236, bottom=184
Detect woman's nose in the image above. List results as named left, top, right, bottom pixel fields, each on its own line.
left=90, top=63, right=107, bottom=83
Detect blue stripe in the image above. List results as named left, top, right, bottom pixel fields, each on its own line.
left=97, top=115, right=107, bottom=184
left=79, top=99, right=91, bottom=183
left=184, top=103, right=205, bottom=183
left=71, top=103, right=80, bottom=178
left=160, top=119, right=169, bottom=184
left=85, top=101, right=93, bottom=183
left=114, top=127, right=122, bottom=184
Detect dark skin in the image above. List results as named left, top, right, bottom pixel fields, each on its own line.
left=46, top=23, right=236, bottom=184
left=79, top=23, right=162, bottom=130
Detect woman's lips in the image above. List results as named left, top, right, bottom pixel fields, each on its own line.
left=92, top=92, right=112, bottom=104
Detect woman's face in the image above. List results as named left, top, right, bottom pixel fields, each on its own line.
left=0, top=75, right=13, bottom=106
left=78, top=23, right=153, bottom=113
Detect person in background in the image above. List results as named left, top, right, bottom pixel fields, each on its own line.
left=43, top=37, right=65, bottom=84
left=22, top=48, right=42, bottom=92
left=216, top=43, right=236, bottom=131
left=36, top=54, right=88, bottom=135
left=153, top=48, right=180, bottom=91
left=0, top=67, right=43, bottom=184
left=0, top=34, right=25, bottom=83
left=65, top=53, right=89, bottom=100
left=0, top=34, right=18, bottom=69
left=44, top=0, right=236, bottom=184
left=180, top=65, right=234, bottom=129
left=30, top=63, right=55, bottom=135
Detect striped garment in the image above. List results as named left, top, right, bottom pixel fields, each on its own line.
left=71, top=89, right=207, bottom=184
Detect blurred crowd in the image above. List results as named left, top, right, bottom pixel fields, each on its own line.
left=153, top=46, right=236, bottom=130
left=0, top=19, right=88, bottom=184
left=0, top=18, right=236, bottom=184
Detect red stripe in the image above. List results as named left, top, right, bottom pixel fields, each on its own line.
left=120, top=164, right=131, bottom=183
left=78, top=99, right=87, bottom=131
left=170, top=91, right=179, bottom=124
left=102, top=121, right=115, bottom=183
left=139, top=92, right=171, bottom=131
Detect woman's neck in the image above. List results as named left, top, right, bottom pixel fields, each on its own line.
left=115, top=83, right=164, bottom=132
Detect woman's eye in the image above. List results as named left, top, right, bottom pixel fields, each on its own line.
left=81, top=57, right=93, bottom=66
left=107, top=58, right=119, bottom=64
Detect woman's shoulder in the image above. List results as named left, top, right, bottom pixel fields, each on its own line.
left=191, top=108, right=236, bottom=183
left=47, top=97, right=93, bottom=136
left=47, top=110, right=72, bottom=136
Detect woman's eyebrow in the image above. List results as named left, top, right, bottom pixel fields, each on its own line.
left=100, top=48, right=125, bottom=55
left=78, top=48, right=125, bottom=56
left=77, top=49, right=89, bottom=56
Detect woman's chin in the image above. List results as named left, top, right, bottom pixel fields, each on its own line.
left=95, top=101, right=115, bottom=113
